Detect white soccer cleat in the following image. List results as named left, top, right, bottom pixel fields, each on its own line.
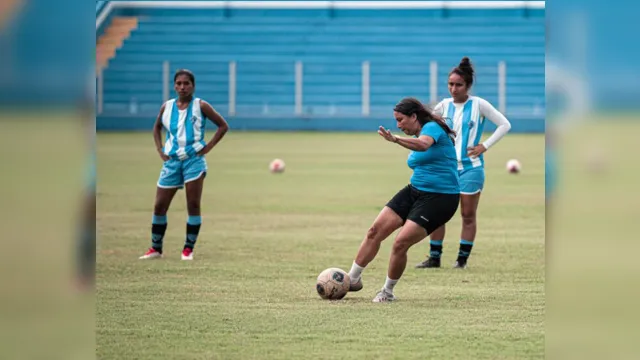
left=181, top=248, right=193, bottom=260
left=372, top=289, right=396, bottom=303
left=139, top=248, right=162, bottom=260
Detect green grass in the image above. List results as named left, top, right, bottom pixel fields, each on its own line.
left=97, top=132, right=544, bottom=359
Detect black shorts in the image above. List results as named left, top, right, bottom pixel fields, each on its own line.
left=386, top=184, right=460, bottom=234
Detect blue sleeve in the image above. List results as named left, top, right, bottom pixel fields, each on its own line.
left=420, top=122, right=444, bottom=143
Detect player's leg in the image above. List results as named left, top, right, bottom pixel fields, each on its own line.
left=140, top=160, right=181, bottom=259
left=374, top=192, right=459, bottom=302
left=347, top=185, right=411, bottom=291
left=139, top=187, right=179, bottom=259
left=348, top=206, right=403, bottom=291
left=181, top=156, right=207, bottom=260
left=455, top=167, right=485, bottom=268
left=456, top=192, right=481, bottom=268
left=76, top=189, right=96, bottom=290
left=373, top=220, right=427, bottom=302
left=415, top=224, right=446, bottom=268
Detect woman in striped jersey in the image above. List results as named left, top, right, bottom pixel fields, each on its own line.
left=140, top=69, right=229, bottom=261
left=416, top=57, right=511, bottom=269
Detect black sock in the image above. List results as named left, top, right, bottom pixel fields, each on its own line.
left=184, top=215, right=201, bottom=250
left=429, top=240, right=443, bottom=259
left=457, top=239, right=474, bottom=262
left=151, top=215, right=167, bottom=253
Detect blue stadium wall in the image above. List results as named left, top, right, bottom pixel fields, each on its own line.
left=96, top=3, right=545, bottom=133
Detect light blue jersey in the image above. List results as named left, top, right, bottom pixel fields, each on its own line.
left=434, top=96, right=511, bottom=194
left=408, top=122, right=460, bottom=194
left=435, top=96, right=487, bottom=171
left=161, top=97, right=206, bottom=160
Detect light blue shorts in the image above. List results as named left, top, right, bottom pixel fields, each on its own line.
left=157, top=156, right=208, bottom=189
left=459, top=166, right=485, bottom=195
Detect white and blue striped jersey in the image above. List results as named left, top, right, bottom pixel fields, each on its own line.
left=434, top=96, right=511, bottom=171
left=161, top=98, right=206, bottom=160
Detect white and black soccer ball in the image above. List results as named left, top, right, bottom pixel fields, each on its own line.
left=316, top=268, right=350, bottom=300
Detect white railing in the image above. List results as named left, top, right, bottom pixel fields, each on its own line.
left=498, top=61, right=507, bottom=114
left=99, top=60, right=520, bottom=117
left=228, top=61, right=236, bottom=116
left=429, top=61, right=438, bottom=106
left=162, top=61, right=170, bottom=102
left=361, top=61, right=370, bottom=116
left=294, top=61, right=303, bottom=116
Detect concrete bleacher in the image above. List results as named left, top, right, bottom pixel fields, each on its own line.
left=97, top=5, right=545, bottom=132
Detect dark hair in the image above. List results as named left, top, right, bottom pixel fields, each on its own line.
left=174, top=69, right=195, bottom=86
left=450, top=56, right=475, bottom=88
left=394, top=97, right=456, bottom=144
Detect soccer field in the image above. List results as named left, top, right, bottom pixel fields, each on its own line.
left=96, top=132, right=545, bottom=359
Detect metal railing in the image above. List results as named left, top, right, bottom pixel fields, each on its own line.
left=97, top=59, right=519, bottom=117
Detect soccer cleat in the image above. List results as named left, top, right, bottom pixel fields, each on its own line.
left=349, top=277, right=363, bottom=292
left=181, top=248, right=193, bottom=260
left=139, top=248, right=162, bottom=260
left=372, top=288, right=396, bottom=303
left=415, top=257, right=441, bottom=268
left=453, top=260, right=467, bottom=269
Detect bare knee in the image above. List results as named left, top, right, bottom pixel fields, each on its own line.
left=154, top=202, right=169, bottom=215
left=430, top=225, right=445, bottom=240
left=366, top=225, right=379, bottom=242
left=186, top=199, right=201, bottom=214
left=391, top=239, right=410, bottom=255
left=461, top=209, right=476, bottom=226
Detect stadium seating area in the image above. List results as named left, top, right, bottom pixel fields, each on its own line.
left=97, top=6, right=545, bottom=131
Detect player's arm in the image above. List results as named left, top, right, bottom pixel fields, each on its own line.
left=378, top=126, right=434, bottom=151
left=478, top=98, right=511, bottom=150
left=395, top=135, right=435, bottom=151
left=153, top=103, right=169, bottom=160
left=198, top=100, right=229, bottom=155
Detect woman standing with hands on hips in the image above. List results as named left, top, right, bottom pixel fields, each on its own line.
left=139, top=69, right=229, bottom=261
left=416, top=57, right=511, bottom=270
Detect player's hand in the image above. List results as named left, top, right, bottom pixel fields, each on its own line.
left=197, top=145, right=211, bottom=157
left=378, top=126, right=398, bottom=143
left=467, top=144, right=487, bottom=157
left=157, top=149, right=170, bottom=161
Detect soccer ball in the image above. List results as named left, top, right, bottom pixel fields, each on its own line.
left=506, top=159, right=521, bottom=174
left=269, top=158, right=285, bottom=173
left=316, top=267, right=351, bottom=300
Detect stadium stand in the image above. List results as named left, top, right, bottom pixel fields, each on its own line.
left=96, top=2, right=545, bottom=132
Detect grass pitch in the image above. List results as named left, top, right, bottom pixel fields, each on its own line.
left=97, top=131, right=544, bottom=359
